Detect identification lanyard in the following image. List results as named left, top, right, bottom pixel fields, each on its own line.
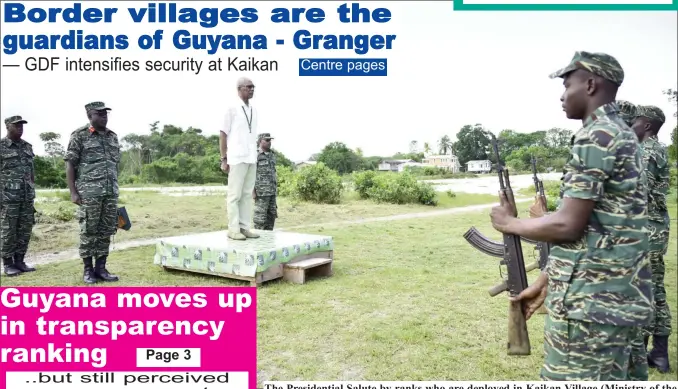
left=242, top=106, right=253, bottom=133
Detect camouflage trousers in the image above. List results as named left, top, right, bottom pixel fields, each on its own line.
left=643, top=249, right=672, bottom=337
left=253, top=195, right=277, bottom=230
left=0, top=201, right=35, bottom=258
left=626, top=327, right=648, bottom=380
left=77, top=195, right=118, bottom=258
left=541, top=314, right=632, bottom=380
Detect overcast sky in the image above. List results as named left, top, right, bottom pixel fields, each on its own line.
left=1, top=1, right=676, bottom=162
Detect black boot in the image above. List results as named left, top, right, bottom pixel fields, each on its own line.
left=13, top=253, right=36, bottom=273
left=2, top=256, right=21, bottom=277
left=83, top=257, right=97, bottom=284
left=94, top=256, right=119, bottom=282
left=648, top=335, right=670, bottom=373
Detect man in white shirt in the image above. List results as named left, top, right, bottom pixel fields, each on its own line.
left=220, top=77, right=260, bottom=240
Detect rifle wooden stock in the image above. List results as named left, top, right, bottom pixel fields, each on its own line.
left=504, top=238, right=531, bottom=355
left=538, top=180, right=547, bottom=203
left=530, top=156, right=549, bottom=218
left=487, top=261, right=539, bottom=297
left=529, top=196, right=548, bottom=218
left=117, top=207, right=132, bottom=231
left=502, top=169, right=518, bottom=218
left=536, top=183, right=548, bottom=216
left=508, top=300, right=531, bottom=355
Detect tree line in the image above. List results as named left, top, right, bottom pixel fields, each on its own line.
left=30, top=89, right=678, bottom=188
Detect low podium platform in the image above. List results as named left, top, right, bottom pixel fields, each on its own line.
left=153, top=230, right=334, bottom=286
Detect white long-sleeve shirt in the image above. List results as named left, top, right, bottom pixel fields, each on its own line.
left=221, top=99, right=259, bottom=165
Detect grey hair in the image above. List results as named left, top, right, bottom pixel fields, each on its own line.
left=236, top=77, right=252, bottom=88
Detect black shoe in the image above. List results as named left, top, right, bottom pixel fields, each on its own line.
left=94, top=256, right=119, bottom=282
left=648, top=335, right=671, bottom=373
left=13, top=253, right=36, bottom=273
left=2, top=256, right=21, bottom=277
left=83, top=257, right=97, bottom=284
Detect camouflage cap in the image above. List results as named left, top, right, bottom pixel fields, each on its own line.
left=549, top=51, right=624, bottom=86
left=637, top=105, right=666, bottom=123
left=616, top=100, right=638, bottom=126
left=258, top=133, right=273, bottom=141
left=85, top=101, right=111, bottom=112
left=4, top=115, right=27, bottom=125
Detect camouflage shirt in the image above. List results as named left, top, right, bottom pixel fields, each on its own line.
left=63, top=125, right=121, bottom=199
left=0, top=137, right=35, bottom=203
left=641, top=135, right=670, bottom=226
left=254, top=149, right=277, bottom=197
left=546, top=102, right=653, bottom=327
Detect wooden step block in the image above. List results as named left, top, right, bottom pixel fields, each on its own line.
left=283, top=257, right=333, bottom=284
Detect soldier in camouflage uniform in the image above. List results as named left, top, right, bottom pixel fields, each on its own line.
left=0, top=115, right=37, bottom=277
left=616, top=100, right=651, bottom=381
left=632, top=105, right=672, bottom=374
left=253, top=133, right=278, bottom=230
left=617, top=100, right=638, bottom=126
left=64, top=102, right=121, bottom=285
left=490, top=51, right=653, bottom=380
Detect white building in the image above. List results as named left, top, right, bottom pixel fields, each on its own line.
left=466, top=160, right=492, bottom=173
left=295, top=161, right=317, bottom=169
left=421, top=154, right=461, bottom=173
left=378, top=159, right=415, bottom=172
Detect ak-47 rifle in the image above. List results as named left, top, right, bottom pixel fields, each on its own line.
left=530, top=157, right=551, bottom=271
left=530, top=157, right=551, bottom=316
left=469, top=159, right=551, bottom=297
left=463, top=134, right=531, bottom=356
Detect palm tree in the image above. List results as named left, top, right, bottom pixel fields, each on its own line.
left=423, top=142, right=431, bottom=155
left=438, top=135, right=452, bottom=155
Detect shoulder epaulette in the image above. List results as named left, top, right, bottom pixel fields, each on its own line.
left=71, top=124, right=90, bottom=136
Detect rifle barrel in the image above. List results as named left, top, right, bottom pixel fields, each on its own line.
left=531, top=158, right=539, bottom=192
left=491, top=136, right=506, bottom=190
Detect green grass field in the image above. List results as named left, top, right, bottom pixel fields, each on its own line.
left=5, top=200, right=676, bottom=382
left=30, top=189, right=498, bottom=256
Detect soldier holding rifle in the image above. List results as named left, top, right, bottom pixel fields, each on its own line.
left=489, top=52, right=653, bottom=381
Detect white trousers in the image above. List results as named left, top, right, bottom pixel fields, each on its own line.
left=226, top=163, right=256, bottom=232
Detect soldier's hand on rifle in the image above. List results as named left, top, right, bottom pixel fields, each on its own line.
left=490, top=191, right=515, bottom=233
left=528, top=198, right=546, bottom=218
left=70, top=191, right=81, bottom=206
left=509, top=274, right=548, bottom=320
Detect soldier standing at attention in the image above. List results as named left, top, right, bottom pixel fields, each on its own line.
left=64, top=102, right=121, bottom=285
left=632, top=105, right=672, bottom=374
left=253, top=133, right=278, bottom=230
left=489, top=51, right=653, bottom=380
left=0, top=115, right=37, bottom=276
left=616, top=99, right=651, bottom=381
